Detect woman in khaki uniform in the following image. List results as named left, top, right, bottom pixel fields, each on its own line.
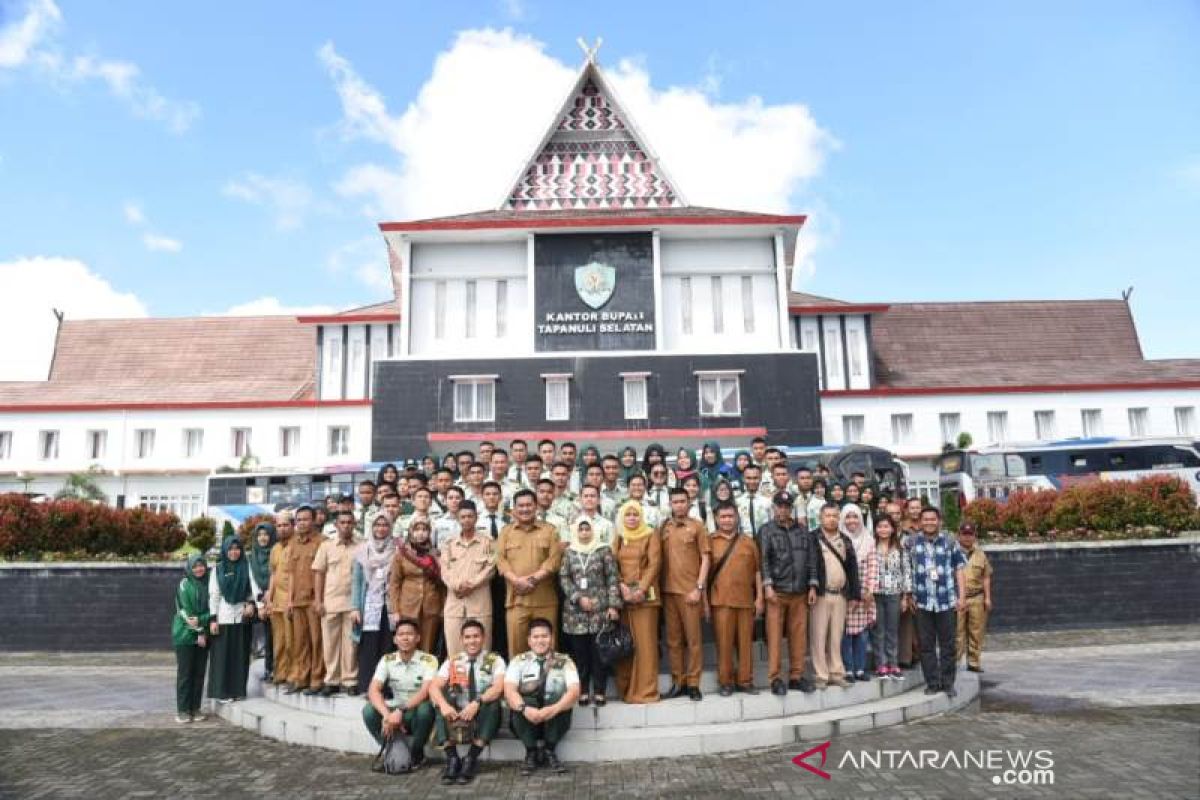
left=613, top=501, right=662, bottom=704
left=386, top=519, right=446, bottom=652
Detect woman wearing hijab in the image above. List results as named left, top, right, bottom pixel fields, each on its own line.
left=386, top=518, right=446, bottom=653
left=422, top=455, right=437, bottom=477
left=618, top=446, right=641, bottom=487
left=207, top=535, right=256, bottom=703
left=673, top=447, right=698, bottom=487
left=172, top=554, right=212, bottom=723
left=376, top=462, right=400, bottom=488
left=838, top=505, right=878, bottom=682
left=730, top=450, right=752, bottom=494
left=559, top=519, right=623, bottom=706
left=247, top=522, right=276, bottom=682
left=352, top=515, right=397, bottom=693
left=613, top=501, right=662, bottom=704
left=641, top=443, right=668, bottom=478
left=697, top=441, right=732, bottom=500
left=830, top=483, right=847, bottom=507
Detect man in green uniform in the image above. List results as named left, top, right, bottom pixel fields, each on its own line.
left=362, top=618, right=438, bottom=773
left=503, top=617, right=580, bottom=774
left=429, top=619, right=506, bottom=785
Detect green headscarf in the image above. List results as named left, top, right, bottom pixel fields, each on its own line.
left=216, top=534, right=251, bottom=606
left=182, top=554, right=209, bottom=612
left=249, top=522, right=276, bottom=591
left=618, top=446, right=641, bottom=484
left=172, top=554, right=210, bottom=645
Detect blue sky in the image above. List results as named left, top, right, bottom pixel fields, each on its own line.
left=1, top=0, right=1197, bottom=377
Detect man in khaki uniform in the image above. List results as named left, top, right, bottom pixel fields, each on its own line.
left=496, top=489, right=562, bottom=657
left=264, top=510, right=293, bottom=685
left=811, top=503, right=859, bottom=689
left=955, top=523, right=993, bottom=672
left=659, top=487, right=710, bottom=700
left=440, top=501, right=497, bottom=655
left=704, top=503, right=763, bottom=695
left=284, top=505, right=325, bottom=694
left=313, top=510, right=360, bottom=695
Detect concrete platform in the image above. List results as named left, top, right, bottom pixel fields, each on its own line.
left=215, top=660, right=979, bottom=762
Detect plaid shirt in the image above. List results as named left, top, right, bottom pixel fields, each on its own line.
left=910, top=532, right=966, bottom=612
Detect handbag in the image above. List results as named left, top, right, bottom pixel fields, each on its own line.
left=372, top=731, right=412, bottom=775
left=595, top=620, right=635, bottom=667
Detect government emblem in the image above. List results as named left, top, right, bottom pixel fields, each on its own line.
left=574, top=262, right=616, bottom=309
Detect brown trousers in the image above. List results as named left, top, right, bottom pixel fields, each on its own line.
left=898, top=607, right=921, bottom=665
left=809, top=594, right=846, bottom=682
left=663, top=593, right=704, bottom=688
left=320, top=611, right=357, bottom=687
left=956, top=594, right=988, bottom=668
left=767, top=592, right=809, bottom=683
left=712, top=606, right=755, bottom=688
left=444, top=614, right=492, bottom=658
left=287, top=604, right=324, bottom=689
left=506, top=604, right=558, bottom=659
left=270, top=611, right=291, bottom=683
left=616, top=604, right=660, bottom=703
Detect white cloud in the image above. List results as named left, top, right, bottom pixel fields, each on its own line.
left=0, top=0, right=198, bottom=132
left=141, top=232, right=182, bottom=253
left=122, top=201, right=145, bottom=225
left=319, top=29, right=834, bottom=222
left=327, top=235, right=392, bottom=293
left=223, top=173, right=314, bottom=230
left=0, top=256, right=147, bottom=380
left=214, top=296, right=337, bottom=317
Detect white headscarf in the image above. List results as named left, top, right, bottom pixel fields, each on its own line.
left=838, top=504, right=874, bottom=562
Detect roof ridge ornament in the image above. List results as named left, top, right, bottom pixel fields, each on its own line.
left=576, top=36, right=603, bottom=64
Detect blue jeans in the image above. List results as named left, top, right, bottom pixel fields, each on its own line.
left=841, top=630, right=869, bottom=674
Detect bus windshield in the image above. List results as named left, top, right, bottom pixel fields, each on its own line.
left=970, top=453, right=1006, bottom=480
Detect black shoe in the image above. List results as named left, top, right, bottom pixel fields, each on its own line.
left=410, top=752, right=427, bottom=771
left=924, top=686, right=940, bottom=695
left=441, top=754, right=462, bottom=785
left=283, top=683, right=301, bottom=695
left=456, top=753, right=479, bottom=784
left=545, top=749, right=567, bottom=773
left=594, top=695, right=608, bottom=706
left=262, top=672, right=273, bottom=683
left=578, top=694, right=590, bottom=707
left=345, top=686, right=361, bottom=696
left=855, top=671, right=870, bottom=682
left=319, top=685, right=339, bottom=697
left=520, top=750, right=539, bottom=775
left=687, top=686, right=703, bottom=701
left=967, top=665, right=983, bottom=673
left=739, top=684, right=760, bottom=695
left=302, top=686, right=322, bottom=696
left=771, top=679, right=786, bottom=696
left=662, top=683, right=684, bottom=700
left=945, top=686, right=958, bottom=699
left=718, top=684, right=734, bottom=697
left=790, top=678, right=816, bottom=694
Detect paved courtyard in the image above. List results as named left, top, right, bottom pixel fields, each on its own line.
left=0, top=626, right=1197, bottom=799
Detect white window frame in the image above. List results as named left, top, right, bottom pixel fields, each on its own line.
left=543, top=374, right=570, bottom=422
left=86, top=429, right=107, bottom=461
left=39, top=430, right=59, bottom=460
left=451, top=376, right=497, bottom=423
left=711, top=275, right=724, bottom=334
left=231, top=427, right=252, bottom=458
left=280, top=426, right=300, bottom=458
left=0, top=431, right=11, bottom=460
left=1176, top=406, right=1196, bottom=436
left=183, top=428, right=204, bottom=459
left=890, top=413, right=913, bottom=446
left=434, top=281, right=447, bottom=339
left=696, top=371, right=742, bottom=418
left=1081, top=409, right=1103, bottom=438
left=842, top=415, right=865, bottom=444
left=496, top=279, right=508, bottom=338
left=741, top=275, right=755, bottom=334
left=465, top=280, right=477, bottom=338
left=134, top=429, right=155, bottom=460
left=328, top=426, right=349, bottom=457
left=986, top=411, right=1009, bottom=443
left=847, top=329, right=864, bottom=378
left=621, top=372, right=649, bottom=420
left=939, top=412, right=961, bottom=445
left=680, top=276, right=693, bottom=335
left=1128, top=407, right=1149, bottom=437
left=1034, top=410, right=1056, bottom=441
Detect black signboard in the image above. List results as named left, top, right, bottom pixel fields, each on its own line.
left=534, top=232, right=656, bottom=352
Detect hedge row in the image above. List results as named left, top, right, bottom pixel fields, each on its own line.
left=0, top=494, right=185, bottom=559
left=962, top=475, right=1200, bottom=536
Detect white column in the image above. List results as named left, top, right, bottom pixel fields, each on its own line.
left=773, top=232, right=790, bottom=350
left=526, top=232, right=537, bottom=353
left=652, top=230, right=664, bottom=351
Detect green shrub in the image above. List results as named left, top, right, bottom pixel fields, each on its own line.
left=186, top=516, right=217, bottom=553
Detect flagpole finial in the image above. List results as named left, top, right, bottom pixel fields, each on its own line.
left=576, top=37, right=603, bottom=64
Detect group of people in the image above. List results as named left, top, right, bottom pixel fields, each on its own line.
left=171, top=436, right=994, bottom=780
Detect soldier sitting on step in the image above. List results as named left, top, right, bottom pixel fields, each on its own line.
left=503, top=617, right=580, bottom=775
left=429, top=619, right=507, bottom=786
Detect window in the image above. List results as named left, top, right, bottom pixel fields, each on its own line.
left=87, top=430, right=107, bottom=460
left=622, top=374, right=649, bottom=420
left=1128, top=407, right=1149, bottom=437
left=802, top=327, right=818, bottom=352
left=328, top=426, right=349, bottom=456
left=434, top=281, right=447, bottom=339
left=939, top=413, right=961, bottom=445
left=183, top=429, right=203, bottom=459
left=231, top=427, right=252, bottom=458
left=1176, top=406, right=1196, bottom=436
left=496, top=279, right=508, bottom=338
left=544, top=376, right=570, bottom=421
left=280, top=426, right=300, bottom=458
left=890, top=413, right=913, bottom=445
left=0, top=431, right=11, bottom=460
left=1034, top=410, right=1056, bottom=440
left=465, top=280, right=477, bottom=338
left=987, top=411, right=1009, bottom=443
left=1081, top=409, right=1103, bottom=437
left=452, top=377, right=496, bottom=423
left=39, top=430, right=59, bottom=460
left=139, top=493, right=203, bottom=523
left=680, top=277, right=693, bottom=335
left=711, top=276, right=724, bottom=334
left=847, top=329, right=864, bottom=378
left=824, top=326, right=842, bottom=382
left=741, top=276, right=754, bottom=333
left=698, top=373, right=741, bottom=417
left=842, top=415, right=865, bottom=444
left=134, top=429, right=155, bottom=459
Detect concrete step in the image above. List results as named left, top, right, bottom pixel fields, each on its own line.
left=216, top=671, right=980, bottom=762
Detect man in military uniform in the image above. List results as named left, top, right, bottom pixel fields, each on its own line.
left=625, top=474, right=664, bottom=529
left=284, top=505, right=325, bottom=695
left=363, top=618, right=438, bottom=773
left=522, top=455, right=545, bottom=492
left=479, top=482, right=510, bottom=530
left=534, top=478, right=568, bottom=540
left=760, top=462, right=797, bottom=501
left=355, top=480, right=380, bottom=535
left=396, top=486, right=435, bottom=541
left=750, top=436, right=769, bottom=472
left=440, top=501, right=497, bottom=655
left=955, top=523, right=993, bottom=673
left=792, top=468, right=818, bottom=526
left=496, top=490, right=563, bottom=657
left=536, top=439, right=557, bottom=476
left=503, top=617, right=580, bottom=774
left=312, top=510, right=360, bottom=696
left=735, top=465, right=773, bottom=539
left=568, top=485, right=614, bottom=546
left=507, top=439, right=529, bottom=484
left=660, top=487, right=710, bottom=700
left=549, top=462, right=580, bottom=523
left=488, top=450, right=521, bottom=504
left=704, top=503, right=764, bottom=696
left=431, top=486, right=464, bottom=552
left=599, top=455, right=627, bottom=512
left=429, top=619, right=506, bottom=785
left=263, top=510, right=294, bottom=685
left=759, top=491, right=818, bottom=695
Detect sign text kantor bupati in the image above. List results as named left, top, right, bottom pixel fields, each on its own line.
left=534, top=232, right=656, bottom=351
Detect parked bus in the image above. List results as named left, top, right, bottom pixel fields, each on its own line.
left=937, top=437, right=1200, bottom=508
left=204, top=463, right=387, bottom=528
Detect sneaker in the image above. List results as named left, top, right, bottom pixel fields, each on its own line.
left=578, top=694, right=591, bottom=707
left=855, top=671, right=870, bottom=682
left=771, top=679, right=787, bottom=696
left=874, top=669, right=889, bottom=679
left=410, top=752, right=427, bottom=771
left=216, top=698, right=233, bottom=705
left=190, top=712, right=207, bottom=722
left=175, top=714, right=191, bottom=724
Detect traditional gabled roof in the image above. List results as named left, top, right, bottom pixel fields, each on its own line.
left=501, top=57, right=685, bottom=212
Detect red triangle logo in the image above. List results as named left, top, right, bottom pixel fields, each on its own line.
left=792, top=740, right=832, bottom=780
